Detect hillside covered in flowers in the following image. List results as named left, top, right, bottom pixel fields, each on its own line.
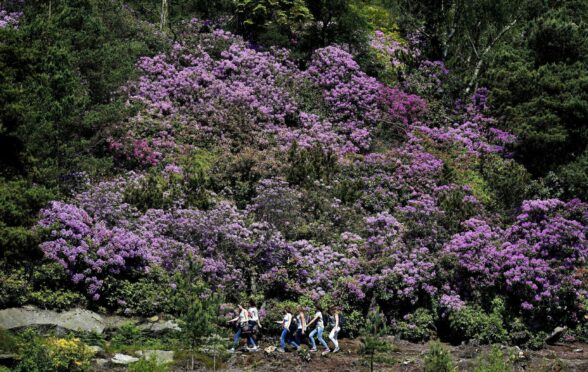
left=2, top=0, right=588, bottom=351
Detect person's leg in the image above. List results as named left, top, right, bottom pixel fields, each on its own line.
left=295, top=329, right=302, bottom=346
left=317, top=327, right=329, bottom=350
left=247, top=334, right=257, bottom=348
left=247, top=321, right=257, bottom=348
left=288, top=331, right=300, bottom=349
left=328, top=327, right=339, bottom=350
left=280, top=328, right=287, bottom=349
left=233, top=327, right=242, bottom=349
left=308, top=328, right=317, bottom=350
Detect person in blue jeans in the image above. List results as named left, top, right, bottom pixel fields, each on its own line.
left=294, top=305, right=307, bottom=347
left=275, top=307, right=299, bottom=352
left=228, top=305, right=256, bottom=352
left=306, top=304, right=330, bottom=353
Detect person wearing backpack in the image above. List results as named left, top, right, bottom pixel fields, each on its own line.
left=307, top=304, right=330, bottom=353
left=275, top=307, right=299, bottom=352
left=246, top=300, right=261, bottom=352
left=325, top=306, right=342, bottom=354
left=294, top=305, right=308, bottom=347
left=228, top=304, right=249, bottom=353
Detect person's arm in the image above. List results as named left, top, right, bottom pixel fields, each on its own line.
left=307, top=315, right=318, bottom=327
left=301, top=313, right=307, bottom=334
left=228, top=316, right=239, bottom=323
left=334, top=313, right=339, bottom=329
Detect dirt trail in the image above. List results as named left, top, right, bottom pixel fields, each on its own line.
left=219, top=338, right=588, bottom=371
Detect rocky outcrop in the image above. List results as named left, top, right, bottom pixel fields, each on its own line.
left=111, top=353, right=139, bottom=365
left=0, top=306, right=179, bottom=335
left=0, top=306, right=107, bottom=334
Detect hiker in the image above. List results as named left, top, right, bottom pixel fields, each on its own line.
left=246, top=300, right=261, bottom=351
left=275, top=307, right=299, bottom=352
left=228, top=304, right=250, bottom=352
left=307, top=304, right=330, bottom=353
left=326, top=306, right=341, bottom=354
left=294, top=305, right=307, bottom=347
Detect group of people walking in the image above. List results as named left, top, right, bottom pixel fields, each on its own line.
left=228, top=301, right=342, bottom=355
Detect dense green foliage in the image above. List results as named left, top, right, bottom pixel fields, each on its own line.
left=0, top=0, right=587, bottom=359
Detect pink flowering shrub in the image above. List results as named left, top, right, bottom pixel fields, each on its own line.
left=35, top=20, right=588, bottom=342
left=443, top=199, right=588, bottom=321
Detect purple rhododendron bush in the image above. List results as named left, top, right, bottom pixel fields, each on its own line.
left=35, top=20, right=588, bottom=345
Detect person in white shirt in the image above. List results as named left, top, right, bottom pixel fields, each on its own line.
left=306, top=304, right=330, bottom=353
left=228, top=305, right=249, bottom=352
left=246, top=300, right=261, bottom=351
left=274, top=307, right=299, bottom=352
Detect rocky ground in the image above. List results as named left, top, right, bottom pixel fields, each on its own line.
left=218, top=338, right=588, bottom=372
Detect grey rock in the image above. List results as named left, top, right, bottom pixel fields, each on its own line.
left=0, top=307, right=105, bottom=334
left=111, top=353, right=139, bottom=365
left=95, top=358, right=109, bottom=367
left=138, top=319, right=181, bottom=334
left=135, top=350, right=174, bottom=364
left=545, top=326, right=567, bottom=345
left=0, top=307, right=141, bottom=335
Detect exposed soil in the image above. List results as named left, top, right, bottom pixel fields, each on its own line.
left=205, top=338, right=588, bottom=372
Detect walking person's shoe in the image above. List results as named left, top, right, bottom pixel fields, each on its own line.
left=333, top=347, right=340, bottom=353
left=310, top=348, right=317, bottom=352
left=229, top=347, right=235, bottom=353
left=248, top=345, right=259, bottom=352
left=321, top=349, right=330, bottom=356
left=277, top=348, right=285, bottom=353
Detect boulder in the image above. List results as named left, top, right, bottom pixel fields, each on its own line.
left=0, top=307, right=105, bottom=334
left=111, top=353, right=139, bottom=365
left=545, top=326, right=567, bottom=345
left=135, top=350, right=174, bottom=364
left=88, top=345, right=105, bottom=356
left=137, top=319, right=181, bottom=334
left=95, top=358, right=109, bottom=367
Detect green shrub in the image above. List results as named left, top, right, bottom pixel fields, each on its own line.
left=128, top=354, right=169, bottom=372
left=341, top=309, right=364, bottom=339
left=14, top=329, right=92, bottom=372
left=0, top=268, right=31, bottom=307
left=29, top=289, right=85, bottom=310
left=397, top=308, right=436, bottom=342
left=360, top=306, right=391, bottom=372
left=0, top=328, right=17, bottom=353
left=104, top=268, right=176, bottom=316
left=111, top=322, right=144, bottom=349
left=526, top=331, right=547, bottom=350
left=474, top=346, right=515, bottom=372
left=423, top=341, right=455, bottom=372
left=448, top=300, right=507, bottom=344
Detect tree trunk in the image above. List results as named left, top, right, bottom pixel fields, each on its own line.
left=160, top=0, right=169, bottom=31
left=465, top=18, right=518, bottom=95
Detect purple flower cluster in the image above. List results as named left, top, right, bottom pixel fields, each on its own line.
left=444, top=199, right=588, bottom=316
left=113, top=24, right=415, bottom=160
left=0, top=8, right=22, bottom=29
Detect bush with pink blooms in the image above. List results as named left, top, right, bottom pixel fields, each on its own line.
left=32, top=20, right=588, bottom=346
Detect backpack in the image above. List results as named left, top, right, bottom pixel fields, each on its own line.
left=329, top=313, right=345, bottom=328
left=288, top=319, right=298, bottom=334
